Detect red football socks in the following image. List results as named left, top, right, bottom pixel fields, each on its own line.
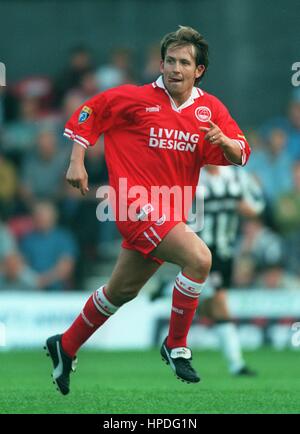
left=62, top=286, right=118, bottom=358
left=167, top=272, right=204, bottom=349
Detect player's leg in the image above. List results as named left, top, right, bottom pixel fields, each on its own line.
left=45, top=248, right=160, bottom=394
left=104, top=248, right=161, bottom=305
left=197, top=253, right=254, bottom=376
left=211, top=289, right=256, bottom=376
left=197, top=255, right=249, bottom=375
left=62, top=247, right=160, bottom=356
left=152, top=222, right=212, bottom=383
left=153, top=222, right=211, bottom=282
left=197, top=289, right=247, bottom=374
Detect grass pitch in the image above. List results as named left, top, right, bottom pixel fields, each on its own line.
left=0, top=348, right=299, bottom=414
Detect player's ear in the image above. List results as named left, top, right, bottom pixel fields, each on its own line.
left=160, top=60, right=165, bottom=74
left=195, top=65, right=205, bottom=79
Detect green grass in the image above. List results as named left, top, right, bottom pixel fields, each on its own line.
left=0, top=348, right=299, bottom=414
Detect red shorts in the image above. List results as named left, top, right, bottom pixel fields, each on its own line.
left=120, top=219, right=181, bottom=265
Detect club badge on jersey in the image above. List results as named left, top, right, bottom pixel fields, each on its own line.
left=78, top=106, right=92, bottom=123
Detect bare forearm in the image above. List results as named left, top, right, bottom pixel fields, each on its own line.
left=70, top=142, right=86, bottom=163
left=221, top=138, right=242, bottom=165
left=200, top=121, right=244, bottom=165
left=66, top=142, right=89, bottom=195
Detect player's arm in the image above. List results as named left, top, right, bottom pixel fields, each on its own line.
left=66, top=142, right=89, bottom=196
left=63, top=89, right=125, bottom=195
left=200, top=120, right=242, bottom=165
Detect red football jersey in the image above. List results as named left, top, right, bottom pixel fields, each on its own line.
left=64, top=76, right=251, bottom=230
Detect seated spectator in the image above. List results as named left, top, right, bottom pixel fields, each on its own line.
left=0, top=218, right=17, bottom=268
left=237, top=218, right=284, bottom=271
left=274, top=161, right=300, bottom=235
left=20, top=201, right=78, bottom=291
left=12, top=76, right=54, bottom=114
left=78, top=70, right=100, bottom=99
left=0, top=87, right=5, bottom=127
left=20, top=128, right=68, bottom=205
left=96, top=47, right=135, bottom=90
left=54, top=45, right=94, bottom=106
left=232, top=256, right=256, bottom=289
left=256, top=264, right=300, bottom=290
left=0, top=150, right=18, bottom=218
left=0, top=253, right=39, bottom=291
left=274, top=161, right=300, bottom=276
left=260, top=88, right=300, bottom=160
left=2, top=96, right=42, bottom=160
left=247, top=128, right=293, bottom=205
left=141, top=43, right=161, bottom=84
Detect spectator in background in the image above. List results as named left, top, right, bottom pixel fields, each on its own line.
left=247, top=127, right=293, bottom=205
left=232, top=255, right=256, bottom=289
left=0, top=252, right=39, bottom=291
left=61, top=92, right=85, bottom=122
left=274, top=160, right=300, bottom=235
left=78, top=70, right=100, bottom=99
left=2, top=96, right=42, bottom=161
left=256, top=263, right=300, bottom=290
left=54, top=45, right=94, bottom=106
left=0, top=87, right=5, bottom=128
left=274, top=161, right=300, bottom=276
left=0, top=218, right=17, bottom=266
left=20, top=201, right=78, bottom=291
left=261, top=88, right=300, bottom=160
left=0, top=150, right=18, bottom=218
left=237, top=217, right=284, bottom=272
left=0, top=215, right=40, bottom=291
left=96, top=47, right=135, bottom=90
left=141, top=44, right=161, bottom=84
left=20, top=129, right=68, bottom=206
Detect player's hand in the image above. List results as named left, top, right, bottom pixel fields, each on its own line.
left=66, top=161, right=89, bottom=196
left=200, top=120, right=230, bottom=147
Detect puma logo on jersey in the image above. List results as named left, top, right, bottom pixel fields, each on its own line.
left=146, top=105, right=161, bottom=112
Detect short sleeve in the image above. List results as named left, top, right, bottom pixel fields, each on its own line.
left=63, top=91, right=115, bottom=149
left=202, top=97, right=251, bottom=166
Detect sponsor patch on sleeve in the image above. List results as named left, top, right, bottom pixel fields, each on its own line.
left=78, top=106, right=93, bottom=123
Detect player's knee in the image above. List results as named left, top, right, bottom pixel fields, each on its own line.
left=187, top=247, right=212, bottom=279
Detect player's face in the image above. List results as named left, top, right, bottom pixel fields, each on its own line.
left=160, top=44, right=205, bottom=103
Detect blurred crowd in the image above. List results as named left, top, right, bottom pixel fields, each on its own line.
left=0, top=44, right=300, bottom=291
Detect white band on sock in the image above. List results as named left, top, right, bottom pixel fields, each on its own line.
left=93, top=285, right=119, bottom=317
left=174, top=272, right=203, bottom=298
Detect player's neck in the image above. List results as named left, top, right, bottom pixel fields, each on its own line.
left=169, top=90, right=193, bottom=108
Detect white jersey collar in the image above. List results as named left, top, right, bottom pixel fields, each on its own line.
left=152, top=75, right=203, bottom=112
